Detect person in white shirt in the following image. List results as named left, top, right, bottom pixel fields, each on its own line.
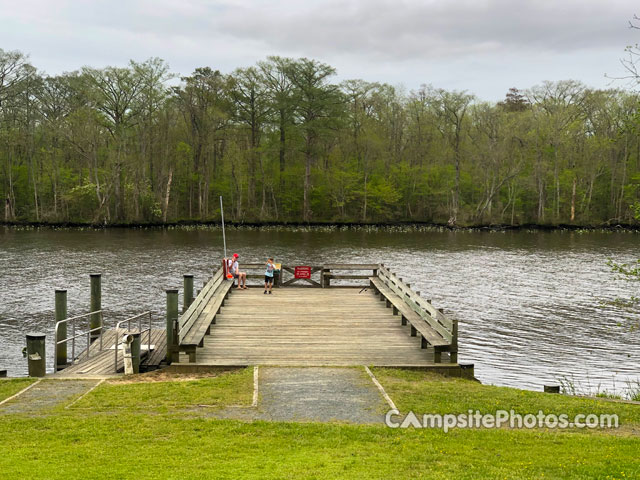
left=227, top=253, right=247, bottom=289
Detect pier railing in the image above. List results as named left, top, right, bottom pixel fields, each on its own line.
left=178, top=268, right=224, bottom=344
left=114, top=312, right=152, bottom=373
left=321, top=264, right=379, bottom=287
left=372, top=265, right=458, bottom=363
left=172, top=268, right=235, bottom=363
left=169, top=262, right=458, bottom=365
left=54, top=310, right=104, bottom=372
left=230, top=263, right=380, bottom=288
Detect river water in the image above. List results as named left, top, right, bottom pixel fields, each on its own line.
left=0, top=226, right=638, bottom=393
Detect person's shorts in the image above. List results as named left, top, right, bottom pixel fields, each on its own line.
left=264, top=275, right=274, bottom=284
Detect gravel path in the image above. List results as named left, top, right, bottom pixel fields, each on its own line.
left=0, top=379, right=99, bottom=415
left=1, top=368, right=391, bottom=424
left=255, top=367, right=387, bottom=424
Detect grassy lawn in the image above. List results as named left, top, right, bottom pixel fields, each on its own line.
left=0, top=368, right=637, bottom=479
left=68, top=367, right=253, bottom=412
left=372, top=368, right=640, bottom=427
left=0, top=414, right=638, bottom=479
left=0, top=378, right=36, bottom=402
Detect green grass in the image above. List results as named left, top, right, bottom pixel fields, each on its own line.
left=372, top=368, right=640, bottom=427
left=0, top=378, right=36, bottom=402
left=0, top=414, right=638, bottom=479
left=69, top=367, right=254, bottom=412
left=596, top=391, right=624, bottom=400
left=0, top=368, right=638, bottom=479
left=626, top=380, right=640, bottom=402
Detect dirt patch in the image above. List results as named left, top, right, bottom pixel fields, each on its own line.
left=0, top=379, right=99, bottom=415
left=105, top=367, right=243, bottom=384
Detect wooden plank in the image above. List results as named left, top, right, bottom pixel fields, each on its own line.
left=56, top=328, right=166, bottom=376
left=378, top=269, right=453, bottom=340
left=282, top=277, right=321, bottom=287
left=322, top=264, right=380, bottom=270
left=321, top=274, right=372, bottom=280
left=165, top=275, right=457, bottom=368
left=370, top=277, right=449, bottom=347
left=180, top=278, right=222, bottom=336
left=280, top=266, right=323, bottom=273
left=378, top=266, right=453, bottom=330
left=181, top=280, right=233, bottom=346
left=178, top=271, right=223, bottom=338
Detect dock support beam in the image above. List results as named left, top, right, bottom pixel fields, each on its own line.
left=55, top=289, right=68, bottom=369
left=166, top=289, right=179, bottom=364
left=26, top=333, right=46, bottom=377
left=130, top=332, right=141, bottom=374
left=90, top=274, right=102, bottom=342
left=183, top=275, right=194, bottom=313
left=449, top=318, right=459, bottom=363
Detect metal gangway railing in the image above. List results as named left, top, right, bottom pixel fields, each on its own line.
left=114, top=312, right=153, bottom=373
left=54, top=310, right=104, bottom=372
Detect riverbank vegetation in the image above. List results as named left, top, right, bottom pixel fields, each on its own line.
left=0, top=370, right=638, bottom=478
left=1, top=46, right=640, bottom=227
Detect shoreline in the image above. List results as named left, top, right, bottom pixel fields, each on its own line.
left=1, top=220, right=640, bottom=233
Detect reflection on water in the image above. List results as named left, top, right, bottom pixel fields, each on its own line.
left=1, top=227, right=638, bottom=392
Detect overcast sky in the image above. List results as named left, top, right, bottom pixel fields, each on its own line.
left=1, top=0, right=638, bottom=101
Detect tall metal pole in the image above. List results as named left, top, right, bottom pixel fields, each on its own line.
left=220, top=195, right=227, bottom=260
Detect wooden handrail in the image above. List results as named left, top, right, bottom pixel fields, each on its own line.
left=378, top=265, right=452, bottom=327
left=322, top=263, right=380, bottom=270
left=226, top=263, right=379, bottom=270
left=178, top=269, right=223, bottom=342
left=377, top=265, right=455, bottom=344
left=220, top=263, right=381, bottom=288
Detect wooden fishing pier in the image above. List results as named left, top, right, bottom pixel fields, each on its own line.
left=50, top=263, right=467, bottom=378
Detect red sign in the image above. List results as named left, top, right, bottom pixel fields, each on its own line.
left=294, top=266, right=312, bottom=279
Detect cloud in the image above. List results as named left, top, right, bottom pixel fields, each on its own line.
left=0, top=0, right=636, bottom=100
left=212, top=0, right=633, bottom=60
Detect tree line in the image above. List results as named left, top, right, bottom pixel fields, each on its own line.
left=1, top=49, right=639, bottom=225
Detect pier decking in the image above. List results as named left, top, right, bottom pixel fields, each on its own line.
left=55, top=329, right=167, bottom=377
left=178, top=288, right=446, bottom=366
left=169, top=263, right=459, bottom=371
left=53, top=263, right=463, bottom=377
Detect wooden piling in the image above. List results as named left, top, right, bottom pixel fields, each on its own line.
left=323, top=268, right=331, bottom=288
left=55, top=289, right=68, bottom=369
left=166, top=289, right=179, bottom=364
left=183, top=275, right=194, bottom=313
left=26, top=333, right=46, bottom=377
left=90, top=274, right=102, bottom=342
left=129, top=332, right=141, bottom=374
left=450, top=318, right=459, bottom=363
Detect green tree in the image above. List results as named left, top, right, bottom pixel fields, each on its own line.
left=82, top=63, right=146, bottom=221
left=430, top=87, right=474, bottom=225
left=173, top=67, right=230, bottom=219
left=229, top=66, right=271, bottom=217
left=286, top=58, right=344, bottom=221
